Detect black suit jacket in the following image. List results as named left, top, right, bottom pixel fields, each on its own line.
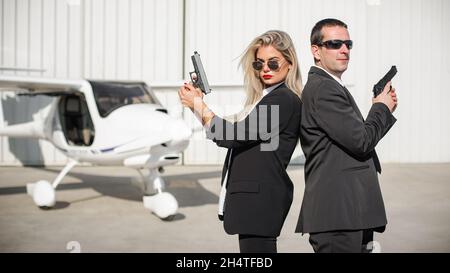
left=207, top=84, right=302, bottom=237
left=295, top=67, right=396, bottom=234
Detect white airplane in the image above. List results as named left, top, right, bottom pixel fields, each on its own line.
left=0, top=75, right=192, bottom=220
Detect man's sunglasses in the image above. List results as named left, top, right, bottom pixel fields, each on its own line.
left=252, top=60, right=281, bottom=71
left=318, top=40, right=353, bottom=50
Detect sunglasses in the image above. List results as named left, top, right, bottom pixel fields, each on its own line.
left=318, top=39, right=353, bottom=50
left=252, top=59, right=282, bottom=71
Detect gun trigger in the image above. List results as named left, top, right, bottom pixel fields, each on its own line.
left=189, top=72, right=197, bottom=83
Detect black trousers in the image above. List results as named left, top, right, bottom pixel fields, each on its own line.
left=238, top=234, right=277, bottom=253
left=308, top=229, right=374, bottom=253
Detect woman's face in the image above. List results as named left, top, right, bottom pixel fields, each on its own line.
left=254, top=45, right=291, bottom=87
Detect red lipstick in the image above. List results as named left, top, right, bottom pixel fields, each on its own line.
left=263, top=75, right=272, bottom=79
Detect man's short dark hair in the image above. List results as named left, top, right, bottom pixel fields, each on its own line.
left=310, top=18, right=348, bottom=46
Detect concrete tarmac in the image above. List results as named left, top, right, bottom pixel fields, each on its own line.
left=0, top=163, right=449, bottom=253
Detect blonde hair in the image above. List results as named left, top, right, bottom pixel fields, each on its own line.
left=240, top=30, right=302, bottom=107
left=224, top=30, right=302, bottom=122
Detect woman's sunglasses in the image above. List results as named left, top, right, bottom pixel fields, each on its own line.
left=317, top=39, right=353, bottom=50
left=252, top=60, right=281, bottom=71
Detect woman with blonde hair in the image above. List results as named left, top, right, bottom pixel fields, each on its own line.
left=179, top=30, right=302, bottom=253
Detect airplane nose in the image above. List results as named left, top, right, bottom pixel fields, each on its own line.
left=169, top=118, right=192, bottom=144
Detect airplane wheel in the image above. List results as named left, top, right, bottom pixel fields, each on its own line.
left=32, top=180, right=56, bottom=208
left=143, top=192, right=178, bottom=220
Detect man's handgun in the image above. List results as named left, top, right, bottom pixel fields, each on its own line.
left=373, top=65, right=397, bottom=97
left=190, top=51, right=211, bottom=95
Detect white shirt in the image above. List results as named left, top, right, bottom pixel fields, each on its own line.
left=218, top=81, right=284, bottom=217
left=314, top=65, right=345, bottom=87
left=263, top=81, right=284, bottom=96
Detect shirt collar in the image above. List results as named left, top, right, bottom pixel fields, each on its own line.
left=314, top=65, right=345, bottom=87
left=263, top=82, right=284, bottom=96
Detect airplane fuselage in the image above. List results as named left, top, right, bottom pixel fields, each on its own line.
left=2, top=79, right=191, bottom=168
left=0, top=76, right=190, bottom=218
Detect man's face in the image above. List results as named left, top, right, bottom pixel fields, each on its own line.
left=312, top=26, right=351, bottom=79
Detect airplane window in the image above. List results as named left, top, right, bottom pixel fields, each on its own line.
left=66, top=97, right=80, bottom=113
left=89, top=81, right=159, bottom=117
left=60, top=94, right=95, bottom=146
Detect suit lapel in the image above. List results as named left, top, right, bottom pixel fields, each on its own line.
left=220, top=83, right=287, bottom=185
left=309, top=67, right=382, bottom=173
left=341, top=81, right=382, bottom=173
left=311, top=67, right=364, bottom=121
left=341, top=86, right=364, bottom=121
left=340, top=84, right=382, bottom=173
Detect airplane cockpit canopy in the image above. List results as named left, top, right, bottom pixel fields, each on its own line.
left=89, top=81, right=161, bottom=117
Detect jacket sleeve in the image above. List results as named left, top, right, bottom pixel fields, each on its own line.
left=312, top=80, right=396, bottom=158
left=206, top=89, right=295, bottom=149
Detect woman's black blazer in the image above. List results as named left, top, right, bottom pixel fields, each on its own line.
left=206, top=83, right=302, bottom=237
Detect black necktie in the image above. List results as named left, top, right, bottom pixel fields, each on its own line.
left=372, top=150, right=382, bottom=173
left=221, top=149, right=231, bottom=185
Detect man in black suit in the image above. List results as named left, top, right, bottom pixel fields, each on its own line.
left=295, top=18, right=398, bottom=253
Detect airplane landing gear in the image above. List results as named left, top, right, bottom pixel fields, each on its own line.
left=27, top=180, right=55, bottom=208
left=26, top=159, right=77, bottom=209
left=143, top=191, right=178, bottom=220
left=139, top=168, right=178, bottom=220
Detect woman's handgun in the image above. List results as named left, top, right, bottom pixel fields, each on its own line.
left=190, top=51, right=212, bottom=95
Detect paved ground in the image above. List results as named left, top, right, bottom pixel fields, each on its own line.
left=0, top=163, right=449, bottom=253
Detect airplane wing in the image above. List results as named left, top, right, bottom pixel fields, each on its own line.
left=0, top=75, right=86, bottom=95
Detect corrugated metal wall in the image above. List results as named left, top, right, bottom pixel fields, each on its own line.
left=0, top=0, right=185, bottom=165
left=1, top=0, right=449, bottom=165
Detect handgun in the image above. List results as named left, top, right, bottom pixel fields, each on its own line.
left=373, top=65, right=397, bottom=98
left=190, top=51, right=212, bottom=95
